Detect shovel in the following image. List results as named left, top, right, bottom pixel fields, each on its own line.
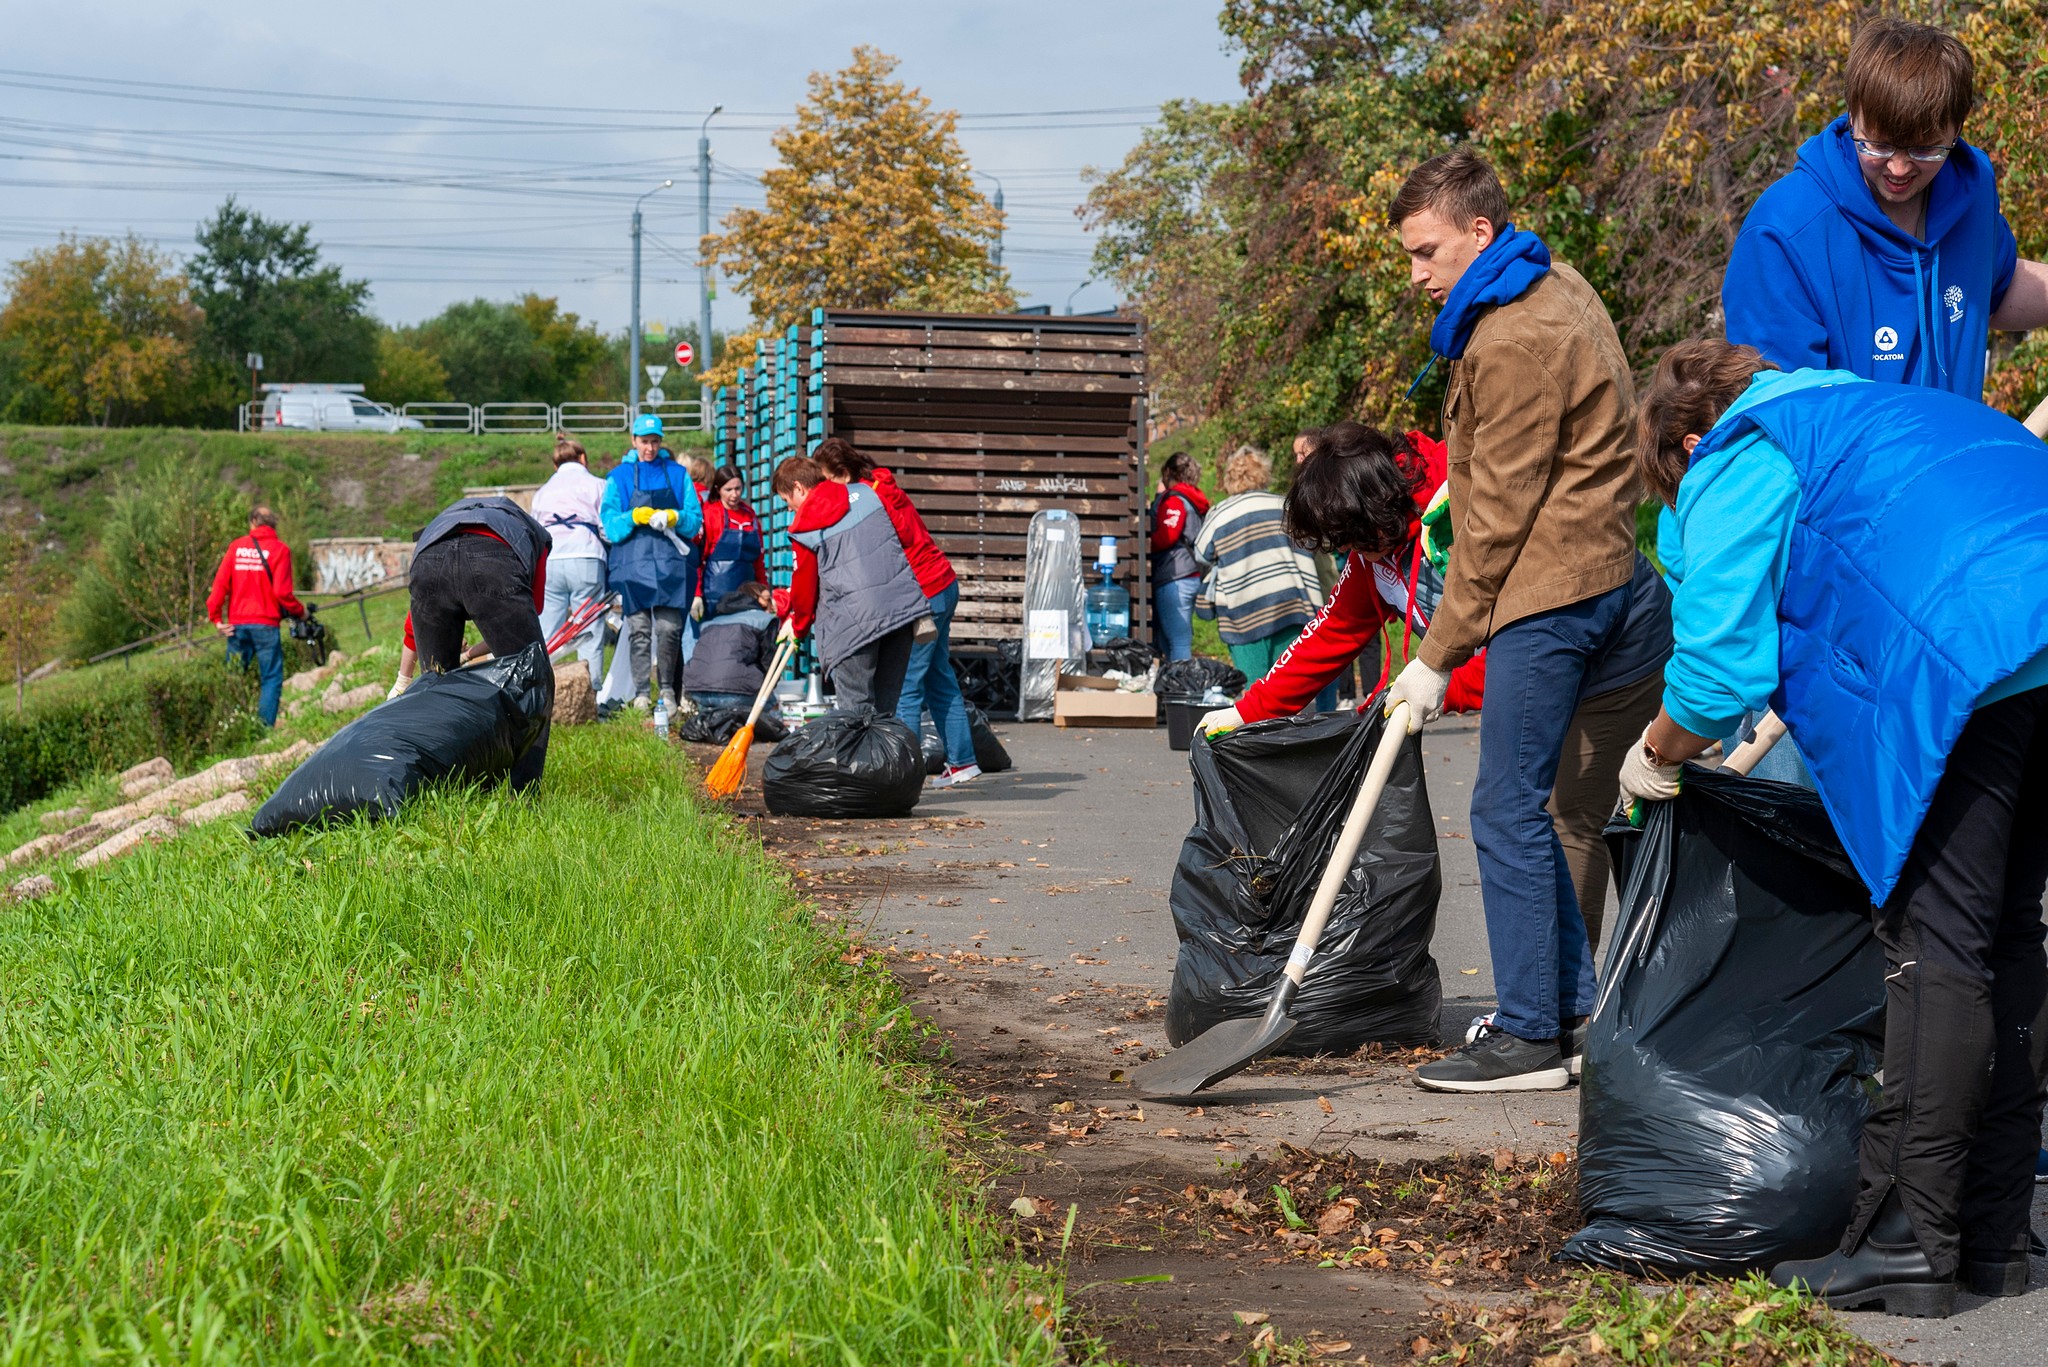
left=1128, top=701, right=1414, bottom=1099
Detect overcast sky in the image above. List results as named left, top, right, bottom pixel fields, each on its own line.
left=0, top=1, right=1244, bottom=341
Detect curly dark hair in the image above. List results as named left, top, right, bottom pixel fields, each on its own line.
left=1283, top=421, right=1417, bottom=558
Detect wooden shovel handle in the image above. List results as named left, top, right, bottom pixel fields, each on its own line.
left=743, top=637, right=797, bottom=729
left=1722, top=710, right=1787, bottom=776
left=2025, top=393, right=2048, bottom=441
left=1282, top=703, right=1413, bottom=988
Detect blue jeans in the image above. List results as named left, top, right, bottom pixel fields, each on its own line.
left=1471, top=585, right=1632, bottom=1041
left=898, top=581, right=975, bottom=768
left=542, top=557, right=607, bottom=691
left=226, top=623, right=285, bottom=726
left=1155, top=576, right=1200, bottom=662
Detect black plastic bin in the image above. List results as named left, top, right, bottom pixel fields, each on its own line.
left=1164, top=695, right=1208, bottom=751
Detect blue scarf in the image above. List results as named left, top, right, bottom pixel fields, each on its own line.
left=1408, top=225, right=1553, bottom=396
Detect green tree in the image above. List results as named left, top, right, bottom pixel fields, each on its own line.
left=370, top=328, right=451, bottom=406
left=59, top=457, right=245, bottom=658
left=188, top=198, right=379, bottom=396
left=0, top=236, right=213, bottom=426
left=705, top=46, right=1013, bottom=389
left=405, top=294, right=613, bottom=403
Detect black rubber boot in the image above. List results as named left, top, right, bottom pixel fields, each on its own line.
left=1770, top=1190, right=1957, bottom=1317
left=1961, top=1245, right=2029, bottom=1298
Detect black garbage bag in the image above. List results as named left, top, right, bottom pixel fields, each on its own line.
left=680, top=704, right=786, bottom=746
left=1165, top=707, right=1441, bottom=1053
left=1090, top=636, right=1155, bottom=676
left=954, top=643, right=1021, bottom=719
left=1156, top=657, right=1247, bottom=700
left=252, top=643, right=554, bottom=836
left=967, top=704, right=1013, bottom=773
left=1561, top=766, right=1885, bottom=1276
left=763, top=708, right=923, bottom=818
left=921, top=705, right=1013, bottom=775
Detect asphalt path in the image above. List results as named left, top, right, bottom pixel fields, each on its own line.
left=842, top=713, right=2047, bottom=1364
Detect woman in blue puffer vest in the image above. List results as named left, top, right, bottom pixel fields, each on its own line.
left=1616, top=338, right=2048, bottom=1318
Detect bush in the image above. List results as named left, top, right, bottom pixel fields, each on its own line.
left=61, top=455, right=245, bottom=659
left=0, top=652, right=259, bottom=813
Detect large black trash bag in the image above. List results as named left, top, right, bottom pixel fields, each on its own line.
left=681, top=704, right=786, bottom=746
left=1090, top=636, right=1155, bottom=676
left=1165, top=707, right=1442, bottom=1053
left=1561, top=766, right=1885, bottom=1276
left=1156, top=657, right=1247, bottom=699
left=252, top=643, right=554, bottom=836
left=967, top=704, right=1013, bottom=773
left=921, top=705, right=1013, bottom=775
left=763, top=708, right=923, bottom=818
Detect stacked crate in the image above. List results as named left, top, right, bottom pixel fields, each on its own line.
left=711, top=308, right=1149, bottom=651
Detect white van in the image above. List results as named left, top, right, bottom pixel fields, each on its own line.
left=261, top=384, right=423, bottom=433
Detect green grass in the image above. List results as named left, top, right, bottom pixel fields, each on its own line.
left=0, top=724, right=1063, bottom=1362
left=0, top=424, right=714, bottom=562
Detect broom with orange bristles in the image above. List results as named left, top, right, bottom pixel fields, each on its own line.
left=704, top=635, right=798, bottom=798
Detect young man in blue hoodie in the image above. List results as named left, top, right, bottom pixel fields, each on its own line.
left=1723, top=18, right=2048, bottom=398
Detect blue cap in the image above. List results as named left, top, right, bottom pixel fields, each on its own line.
left=632, top=413, right=664, bottom=438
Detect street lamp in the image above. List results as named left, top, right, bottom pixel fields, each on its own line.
left=1064, top=277, right=1094, bottom=316
left=630, top=178, right=674, bottom=412
left=698, top=106, right=722, bottom=382
left=980, top=172, right=1005, bottom=268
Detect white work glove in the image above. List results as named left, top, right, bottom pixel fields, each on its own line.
left=777, top=618, right=799, bottom=644
left=1616, top=726, right=1683, bottom=804
left=386, top=675, right=410, bottom=701
left=655, top=509, right=681, bottom=531
left=1383, top=657, right=1449, bottom=734
left=690, top=596, right=705, bottom=621
left=1200, top=704, right=1244, bottom=738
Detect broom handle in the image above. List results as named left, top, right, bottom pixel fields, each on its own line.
left=741, top=637, right=797, bottom=730
left=1281, top=702, right=1412, bottom=988
left=2025, top=393, right=2048, bottom=441
left=1722, top=709, right=1787, bottom=777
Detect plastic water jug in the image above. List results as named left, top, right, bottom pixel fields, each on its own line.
left=1085, top=568, right=1131, bottom=644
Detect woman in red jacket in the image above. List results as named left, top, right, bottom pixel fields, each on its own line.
left=696, top=464, right=769, bottom=616
left=813, top=438, right=980, bottom=788
left=1150, top=452, right=1211, bottom=661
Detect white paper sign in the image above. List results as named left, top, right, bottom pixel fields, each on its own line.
left=1044, top=528, right=1067, bottom=542
left=1026, top=609, right=1070, bottom=660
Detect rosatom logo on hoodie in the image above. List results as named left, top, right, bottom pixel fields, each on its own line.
left=1944, top=285, right=1965, bottom=324
left=1873, top=325, right=1903, bottom=362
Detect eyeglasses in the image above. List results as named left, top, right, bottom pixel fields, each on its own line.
left=1851, top=137, right=1955, bottom=164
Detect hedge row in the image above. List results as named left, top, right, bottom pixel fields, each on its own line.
left=0, top=655, right=262, bottom=814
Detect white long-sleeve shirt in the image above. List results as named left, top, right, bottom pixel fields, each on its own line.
left=530, top=462, right=609, bottom=562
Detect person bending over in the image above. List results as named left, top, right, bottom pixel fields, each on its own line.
left=772, top=455, right=929, bottom=715
left=814, top=437, right=980, bottom=789
left=687, top=581, right=782, bottom=714
left=1619, top=339, right=2048, bottom=1317
left=405, top=493, right=553, bottom=789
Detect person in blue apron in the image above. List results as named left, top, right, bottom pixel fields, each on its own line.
left=696, top=463, right=768, bottom=613
left=599, top=413, right=703, bottom=732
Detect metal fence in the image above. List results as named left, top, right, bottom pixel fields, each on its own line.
left=238, top=398, right=707, bottom=435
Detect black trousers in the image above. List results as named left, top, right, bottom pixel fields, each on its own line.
left=829, top=622, right=916, bottom=716
left=1843, top=686, right=2048, bottom=1275
left=409, top=536, right=551, bottom=791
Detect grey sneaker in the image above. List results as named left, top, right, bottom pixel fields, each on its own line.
left=1415, top=1029, right=1570, bottom=1093
left=1467, top=1011, right=1587, bottom=1078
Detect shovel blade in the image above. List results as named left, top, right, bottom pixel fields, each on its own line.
left=1126, top=1013, right=1298, bottom=1099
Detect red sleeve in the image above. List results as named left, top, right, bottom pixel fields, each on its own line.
left=403, top=612, right=415, bottom=651
left=1444, top=649, right=1486, bottom=713
left=788, top=541, right=819, bottom=635
left=206, top=544, right=235, bottom=624
left=1238, top=552, right=1392, bottom=721
left=695, top=504, right=721, bottom=600
left=532, top=546, right=548, bottom=613
left=1150, top=495, right=1185, bottom=553
left=271, top=542, right=305, bottom=619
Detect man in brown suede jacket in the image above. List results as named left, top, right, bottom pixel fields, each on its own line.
left=1380, top=149, right=1672, bottom=1093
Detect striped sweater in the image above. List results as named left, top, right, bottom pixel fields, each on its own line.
left=1192, top=490, right=1323, bottom=646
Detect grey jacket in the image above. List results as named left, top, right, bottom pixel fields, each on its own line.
left=415, top=495, right=552, bottom=578
left=792, top=481, right=929, bottom=675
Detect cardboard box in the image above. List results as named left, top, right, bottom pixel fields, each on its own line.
left=1053, top=673, right=1157, bottom=728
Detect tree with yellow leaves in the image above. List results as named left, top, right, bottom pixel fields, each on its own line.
left=0, top=235, right=214, bottom=426
left=704, top=46, right=1013, bottom=388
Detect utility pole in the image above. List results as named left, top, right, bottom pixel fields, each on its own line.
left=698, top=106, right=722, bottom=385
left=630, top=179, right=673, bottom=412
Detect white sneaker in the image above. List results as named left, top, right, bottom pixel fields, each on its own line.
left=930, top=762, right=982, bottom=789
left=631, top=695, right=651, bottom=712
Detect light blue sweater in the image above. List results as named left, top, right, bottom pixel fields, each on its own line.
left=1659, top=369, right=2048, bottom=739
